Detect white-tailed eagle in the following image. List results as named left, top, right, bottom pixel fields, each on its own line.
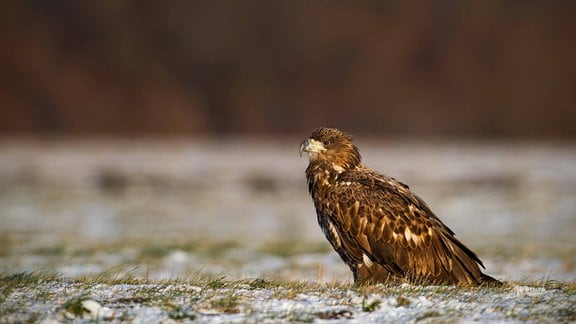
left=299, top=127, right=500, bottom=286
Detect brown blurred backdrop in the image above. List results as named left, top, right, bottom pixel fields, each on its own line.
left=1, top=1, right=575, bottom=138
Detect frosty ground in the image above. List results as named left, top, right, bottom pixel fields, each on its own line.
left=0, top=138, right=575, bottom=322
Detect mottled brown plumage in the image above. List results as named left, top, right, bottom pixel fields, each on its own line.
left=300, top=127, right=500, bottom=286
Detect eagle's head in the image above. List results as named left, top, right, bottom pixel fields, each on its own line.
left=299, top=127, right=361, bottom=171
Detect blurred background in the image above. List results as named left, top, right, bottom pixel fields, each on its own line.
left=2, top=0, right=575, bottom=138
left=1, top=1, right=575, bottom=282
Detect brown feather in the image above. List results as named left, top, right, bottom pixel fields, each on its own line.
left=301, top=127, right=501, bottom=286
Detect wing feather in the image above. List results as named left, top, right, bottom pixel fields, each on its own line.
left=325, top=168, right=486, bottom=284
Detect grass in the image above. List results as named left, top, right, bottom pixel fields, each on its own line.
left=1, top=239, right=574, bottom=322
left=0, top=270, right=575, bottom=322
left=62, top=294, right=90, bottom=317
left=1, top=239, right=575, bottom=322
left=361, top=297, right=382, bottom=312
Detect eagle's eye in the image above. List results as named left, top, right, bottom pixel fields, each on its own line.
left=323, top=140, right=331, bottom=146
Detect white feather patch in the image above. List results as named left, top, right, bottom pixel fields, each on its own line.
left=332, top=164, right=345, bottom=173
left=404, top=227, right=410, bottom=241
left=404, top=227, right=422, bottom=245
left=327, top=221, right=341, bottom=248
left=362, top=253, right=374, bottom=267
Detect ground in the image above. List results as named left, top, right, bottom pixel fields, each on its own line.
left=0, top=138, right=575, bottom=322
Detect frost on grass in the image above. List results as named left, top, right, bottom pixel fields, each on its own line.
left=1, top=273, right=575, bottom=323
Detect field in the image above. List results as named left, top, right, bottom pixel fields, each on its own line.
left=1, top=138, right=575, bottom=322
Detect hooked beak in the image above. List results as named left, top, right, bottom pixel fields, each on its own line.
left=299, top=138, right=326, bottom=157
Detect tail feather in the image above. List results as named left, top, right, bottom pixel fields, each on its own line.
left=481, top=273, right=503, bottom=287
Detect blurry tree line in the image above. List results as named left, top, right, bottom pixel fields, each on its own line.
left=1, top=1, right=575, bottom=138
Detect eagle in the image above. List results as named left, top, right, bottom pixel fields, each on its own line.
left=299, top=127, right=500, bottom=286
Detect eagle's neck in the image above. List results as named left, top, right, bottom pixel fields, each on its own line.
left=305, top=162, right=344, bottom=200
left=304, top=143, right=361, bottom=202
